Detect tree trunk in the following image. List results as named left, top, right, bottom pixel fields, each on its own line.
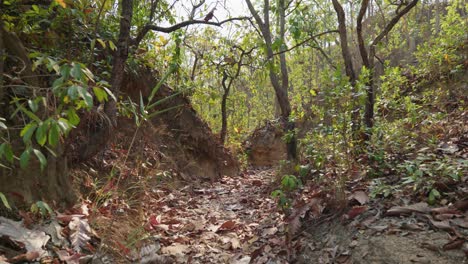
left=362, top=0, right=419, bottom=141
left=332, top=0, right=360, bottom=135
left=246, top=0, right=297, bottom=161
left=105, top=0, right=133, bottom=126
left=220, top=72, right=229, bottom=144
left=278, top=0, right=296, bottom=160
left=78, top=0, right=133, bottom=160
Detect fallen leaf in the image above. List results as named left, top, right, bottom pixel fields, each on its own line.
left=68, top=216, right=92, bottom=252
left=161, top=244, right=189, bottom=255
left=261, top=227, right=277, bottom=236
left=348, top=191, right=369, bottom=205
left=346, top=206, right=367, bottom=219
left=8, top=251, right=39, bottom=263
left=216, top=220, right=236, bottom=232
left=429, top=219, right=452, bottom=231
left=386, top=202, right=431, bottom=216
left=0, top=217, right=49, bottom=257
left=252, top=180, right=262, bottom=186
left=442, top=239, right=464, bottom=250
left=453, top=199, right=468, bottom=212
left=431, top=207, right=461, bottom=215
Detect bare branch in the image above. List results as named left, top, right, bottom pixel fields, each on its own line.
left=357, top=0, right=370, bottom=67
left=372, top=0, right=419, bottom=46
left=132, top=17, right=250, bottom=47
left=189, top=0, right=205, bottom=19
left=271, top=30, right=339, bottom=57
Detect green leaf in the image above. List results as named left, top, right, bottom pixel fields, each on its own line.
left=271, top=189, right=284, bottom=198
left=70, top=63, right=82, bottom=80
left=60, top=64, right=71, bottom=79
left=33, top=148, right=47, bottom=171
left=67, top=108, right=80, bottom=126
left=20, top=148, right=31, bottom=169
left=48, top=58, right=60, bottom=73
left=81, top=67, right=94, bottom=81
left=35, top=201, right=53, bottom=216
left=96, top=38, right=106, bottom=48
left=21, top=123, right=38, bottom=144
left=48, top=122, right=60, bottom=147
left=281, top=175, right=300, bottom=191
left=102, top=86, right=116, bottom=101
left=57, top=118, right=72, bottom=134
left=0, top=143, right=14, bottom=163
left=108, top=40, right=117, bottom=51
left=77, top=87, right=93, bottom=107
left=428, top=188, right=441, bottom=205
left=93, top=87, right=108, bottom=102
left=0, top=192, right=11, bottom=210
left=68, top=85, right=80, bottom=100
left=28, top=99, right=39, bottom=112
left=35, top=121, right=49, bottom=146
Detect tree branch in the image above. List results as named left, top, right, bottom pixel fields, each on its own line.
left=271, top=30, right=338, bottom=57
left=357, top=0, right=370, bottom=68
left=371, top=0, right=419, bottom=46
left=132, top=17, right=250, bottom=47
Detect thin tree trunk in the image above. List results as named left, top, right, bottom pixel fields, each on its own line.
left=78, top=0, right=133, bottom=160
left=220, top=71, right=229, bottom=144
left=332, top=0, right=360, bottom=135
left=279, top=0, right=296, bottom=160
left=362, top=0, right=419, bottom=141
left=106, top=0, right=133, bottom=126
left=245, top=0, right=297, bottom=160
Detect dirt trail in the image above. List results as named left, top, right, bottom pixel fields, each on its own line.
left=138, top=167, right=467, bottom=264
left=138, top=167, right=289, bottom=263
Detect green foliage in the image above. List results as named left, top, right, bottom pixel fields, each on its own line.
left=1, top=55, right=113, bottom=170
left=30, top=201, right=54, bottom=218
left=0, top=192, right=12, bottom=210
left=272, top=173, right=302, bottom=209
left=414, top=3, right=467, bottom=79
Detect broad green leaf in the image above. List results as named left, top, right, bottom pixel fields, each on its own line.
left=35, top=121, right=49, bottom=146
left=96, top=38, right=106, bottom=48
left=48, top=122, right=60, bottom=147
left=57, top=118, right=72, bottom=134
left=60, top=64, right=71, bottom=79
left=0, top=143, right=14, bottom=163
left=20, top=148, right=31, bottom=169
left=33, top=148, right=47, bottom=171
left=68, top=85, right=80, bottom=100
left=28, top=99, right=38, bottom=112
left=48, top=58, right=60, bottom=73
left=36, top=201, right=53, bottom=216
left=102, top=87, right=116, bottom=101
left=93, top=87, right=108, bottom=102
left=77, top=87, right=93, bottom=107
left=0, top=192, right=11, bottom=210
left=67, top=108, right=80, bottom=126
left=70, top=63, right=82, bottom=80
left=81, top=67, right=94, bottom=81
left=108, top=40, right=117, bottom=51
left=21, top=123, right=37, bottom=144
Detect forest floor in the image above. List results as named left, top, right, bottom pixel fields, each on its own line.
left=1, top=164, right=467, bottom=264
left=120, top=167, right=467, bottom=264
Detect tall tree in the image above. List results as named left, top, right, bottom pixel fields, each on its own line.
left=245, top=0, right=297, bottom=160
left=332, top=0, right=419, bottom=141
